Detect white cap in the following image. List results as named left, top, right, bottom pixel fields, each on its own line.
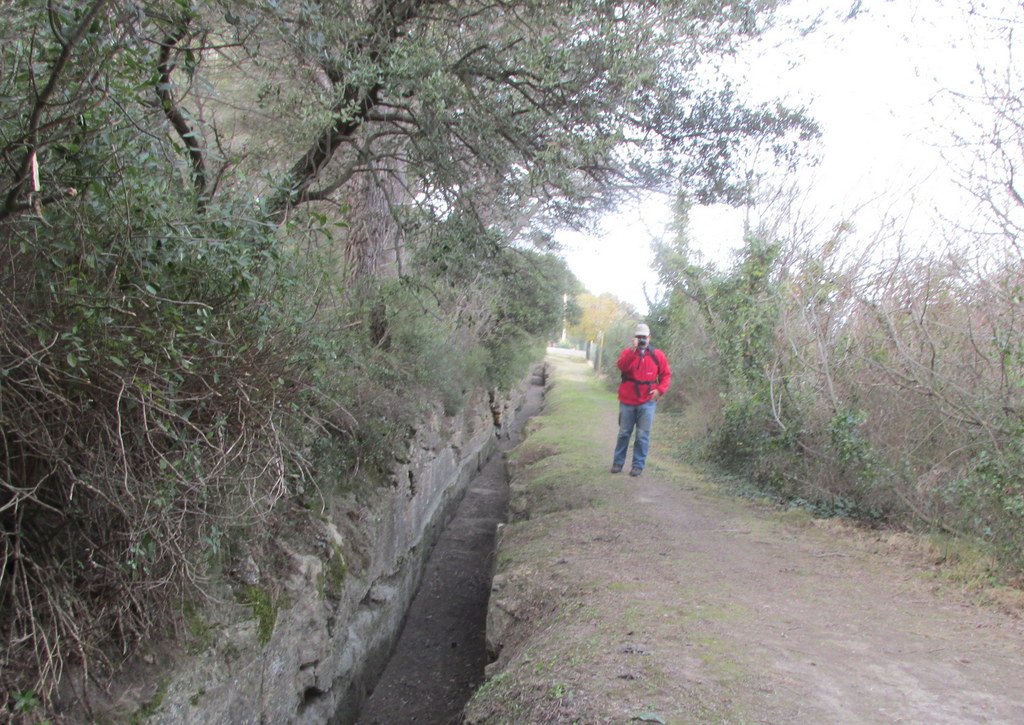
left=634, top=323, right=650, bottom=336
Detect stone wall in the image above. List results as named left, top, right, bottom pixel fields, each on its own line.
left=143, top=384, right=527, bottom=725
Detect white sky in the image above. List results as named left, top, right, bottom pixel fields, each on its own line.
left=557, top=0, right=1020, bottom=314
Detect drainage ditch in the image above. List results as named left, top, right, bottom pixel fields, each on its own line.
left=355, top=366, right=546, bottom=725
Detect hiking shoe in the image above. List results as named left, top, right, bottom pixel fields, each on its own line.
left=629, top=466, right=642, bottom=477
left=610, top=463, right=623, bottom=474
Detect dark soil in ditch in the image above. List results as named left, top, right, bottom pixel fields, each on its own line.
left=355, top=366, right=546, bottom=725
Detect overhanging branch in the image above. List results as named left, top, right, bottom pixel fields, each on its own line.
left=265, top=0, right=443, bottom=223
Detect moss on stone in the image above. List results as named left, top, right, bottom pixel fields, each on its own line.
left=241, top=586, right=278, bottom=646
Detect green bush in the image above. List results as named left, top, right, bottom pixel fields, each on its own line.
left=945, top=428, right=1024, bottom=562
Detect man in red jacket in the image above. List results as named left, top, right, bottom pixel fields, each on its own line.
left=611, top=324, right=672, bottom=476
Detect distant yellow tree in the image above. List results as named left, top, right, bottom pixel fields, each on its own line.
left=569, top=293, right=634, bottom=343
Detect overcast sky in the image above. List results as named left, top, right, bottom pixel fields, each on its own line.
left=558, top=0, right=1019, bottom=314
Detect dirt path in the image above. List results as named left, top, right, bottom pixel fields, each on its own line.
left=356, top=368, right=546, bottom=725
left=468, top=353, right=1024, bottom=724
left=623, top=473, right=1024, bottom=723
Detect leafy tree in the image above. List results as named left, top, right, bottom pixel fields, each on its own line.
left=569, top=292, right=634, bottom=344
left=0, top=0, right=817, bottom=715
left=653, top=195, right=791, bottom=469
left=0, top=0, right=815, bottom=246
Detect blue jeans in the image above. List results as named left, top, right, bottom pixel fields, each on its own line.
left=613, top=400, right=657, bottom=470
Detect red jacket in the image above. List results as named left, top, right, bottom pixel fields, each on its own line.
left=616, top=346, right=671, bottom=405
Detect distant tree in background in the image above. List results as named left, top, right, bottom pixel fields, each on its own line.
left=569, top=293, right=635, bottom=345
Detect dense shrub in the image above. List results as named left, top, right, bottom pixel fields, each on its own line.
left=655, top=221, right=1024, bottom=568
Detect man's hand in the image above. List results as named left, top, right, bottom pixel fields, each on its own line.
left=629, top=336, right=639, bottom=350
left=651, top=390, right=662, bottom=401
